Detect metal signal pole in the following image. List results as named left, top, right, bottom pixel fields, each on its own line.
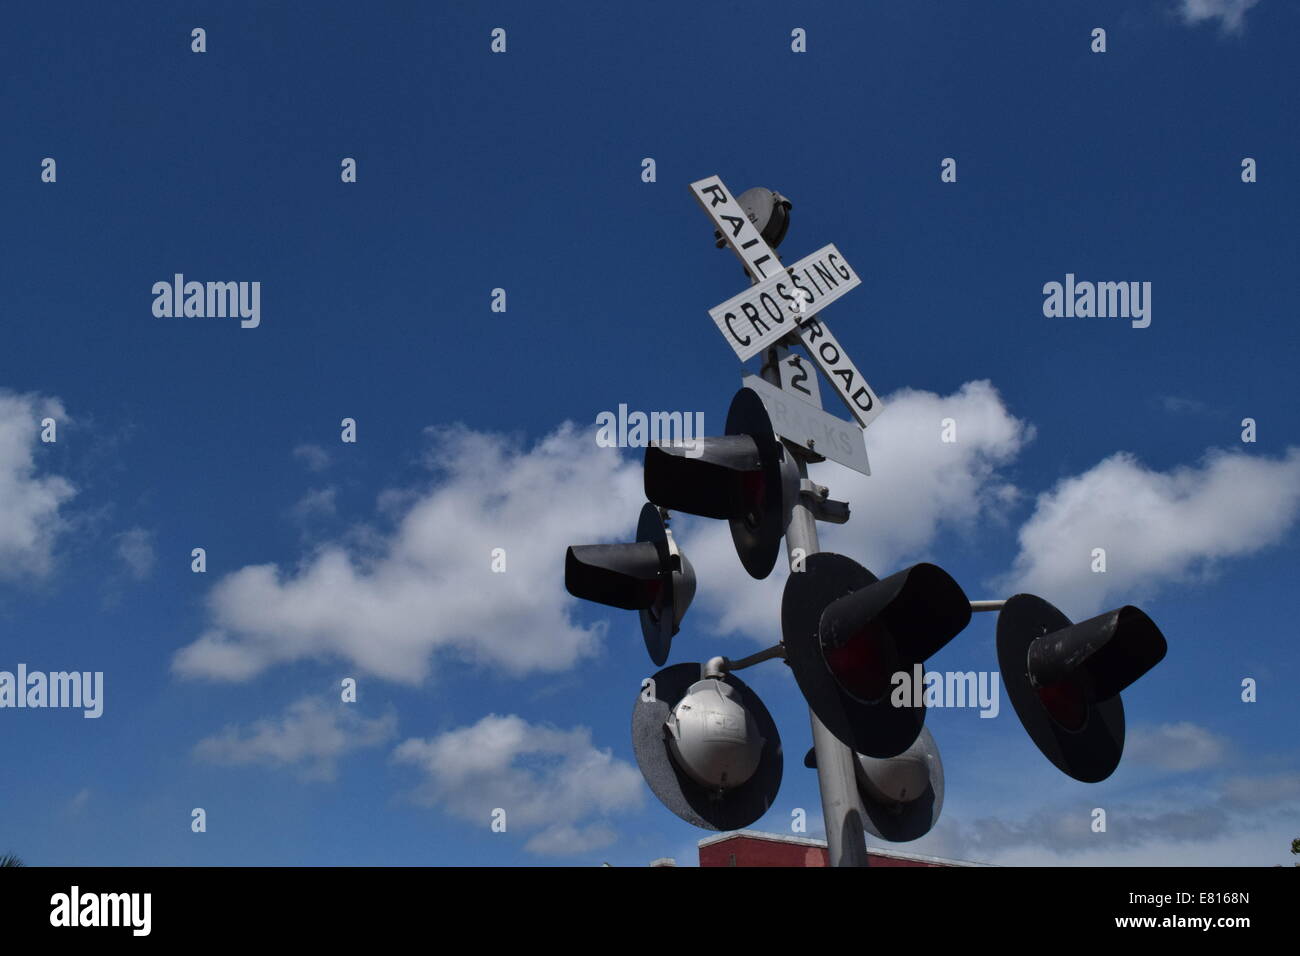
left=762, top=351, right=870, bottom=867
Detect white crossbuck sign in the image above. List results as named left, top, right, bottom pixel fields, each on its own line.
left=689, top=175, right=885, bottom=454
left=708, top=243, right=861, bottom=362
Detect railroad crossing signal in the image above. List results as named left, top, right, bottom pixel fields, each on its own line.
left=996, top=594, right=1168, bottom=782
left=782, top=552, right=972, bottom=758
left=564, top=502, right=696, bottom=666
left=632, top=662, right=783, bottom=831
left=805, top=726, right=946, bottom=843
left=722, top=187, right=791, bottom=251
left=644, top=386, right=795, bottom=580
left=559, top=174, right=1172, bottom=865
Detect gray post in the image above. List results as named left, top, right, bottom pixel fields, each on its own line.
left=763, top=349, right=870, bottom=867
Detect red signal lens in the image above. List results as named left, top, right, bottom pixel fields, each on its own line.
left=739, top=471, right=766, bottom=530
left=823, top=621, right=898, bottom=703
left=1036, top=678, right=1088, bottom=732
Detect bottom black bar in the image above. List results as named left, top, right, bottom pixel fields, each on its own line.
left=0, top=865, right=1286, bottom=941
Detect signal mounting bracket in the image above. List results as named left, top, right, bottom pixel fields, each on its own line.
left=799, top=478, right=850, bottom=524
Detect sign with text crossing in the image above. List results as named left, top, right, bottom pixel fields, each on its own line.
left=708, top=243, right=862, bottom=362
left=743, top=374, right=871, bottom=476
left=690, top=174, right=885, bottom=431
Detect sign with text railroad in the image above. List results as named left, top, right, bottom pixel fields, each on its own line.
left=690, top=175, right=784, bottom=281
left=743, top=374, right=870, bottom=476
left=795, top=315, right=883, bottom=430
left=708, top=244, right=862, bottom=362
left=689, top=173, right=884, bottom=432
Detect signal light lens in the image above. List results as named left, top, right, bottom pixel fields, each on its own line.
left=739, top=470, right=766, bottom=531
left=818, top=563, right=971, bottom=705
left=1035, top=677, right=1089, bottom=732
left=821, top=619, right=899, bottom=703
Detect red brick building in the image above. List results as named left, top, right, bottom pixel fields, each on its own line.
left=694, top=831, right=986, bottom=867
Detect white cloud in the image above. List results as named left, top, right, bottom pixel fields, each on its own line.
left=824, top=380, right=1030, bottom=563
left=115, top=527, right=156, bottom=581
left=970, top=823, right=1288, bottom=866
left=925, top=769, right=1300, bottom=865
left=393, top=714, right=643, bottom=856
left=0, top=390, right=75, bottom=580
left=173, top=422, right=644, bottom=683
left=289, top=487, right=337, bottom=522
left=293, top=444, right=331, bottom=472
left=1126, top=722, right=1229, bottom=772
left=1159, top=395, right=1208, bottom=415
left=194, top=696, right=396, bottom=781
left=522, top=823, right=619, bottom=856
left=1176, top=0, right=1260, bottom=34
left=996, top=447, right=1300, bottom=617
left=686, top=380, right=1032, bottom=643
left=1219, top=771, right=1300, bottom=810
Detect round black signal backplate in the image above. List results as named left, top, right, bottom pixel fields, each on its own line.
left=803, top=726, right=946, bottom=843
left=631, top=662, right=783, bottom=831
left=996, top=593, right=1125, bottom=783
left=636, top=503, right=677, bottom=667
left=724, top=387, right=785, bottom=581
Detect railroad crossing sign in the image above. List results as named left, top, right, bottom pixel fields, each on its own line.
left=707, top=243, right=862, bottom=362
left=689, top=175, right=884, bottom=431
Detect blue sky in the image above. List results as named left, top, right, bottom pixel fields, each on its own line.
left=1, top=0, right=1297, bottom=866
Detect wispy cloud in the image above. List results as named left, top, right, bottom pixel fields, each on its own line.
left=293, top=443, right=332, bottom=473
left=1126, top=722, right=1230, bottom=772
left=194, top=696, right=396, bottom=781
left=289, top=487, right=337, bottom=523
left=115, top=527, right=156, bottom=581
left=67, top=788, right=91, bottom=816
left=1175, top=0, right=1261, bottom=35
left=918, top=769, right=1300, bottom=865
left=393, top=714, right=643, bottom=856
